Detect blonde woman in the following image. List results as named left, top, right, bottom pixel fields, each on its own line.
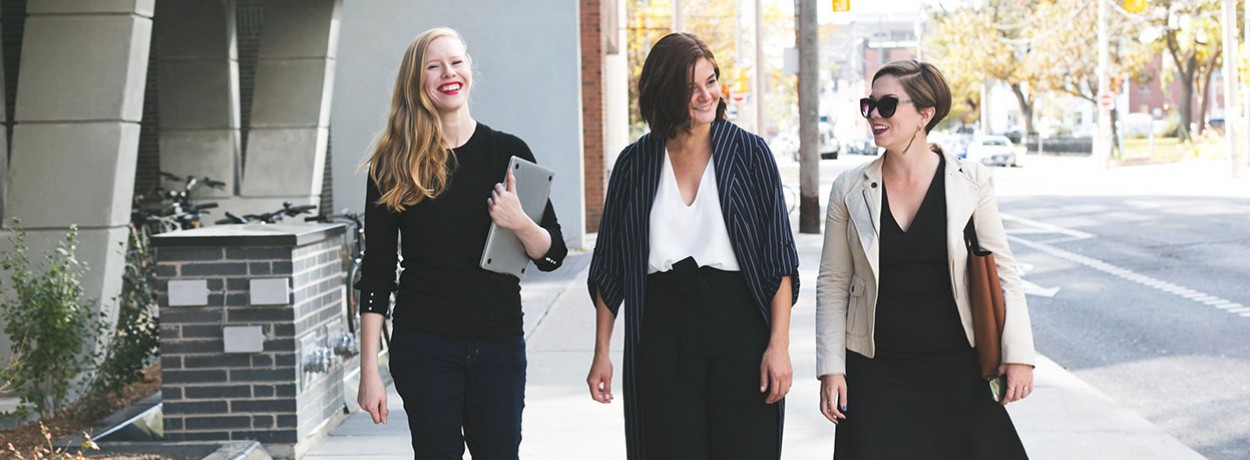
left=354, top=27, right=566, bottom=459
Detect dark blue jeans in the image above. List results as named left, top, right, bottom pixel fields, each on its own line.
left=389, top=330, right=527, bottom=460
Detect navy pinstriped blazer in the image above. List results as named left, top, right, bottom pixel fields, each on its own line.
left=588, top=120, right=800, bottom=459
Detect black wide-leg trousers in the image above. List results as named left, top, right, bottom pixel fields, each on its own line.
left=635, top=257, right=782, bottom=460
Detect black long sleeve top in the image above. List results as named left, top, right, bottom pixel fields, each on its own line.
left=355, top=123, right=567, bottom=338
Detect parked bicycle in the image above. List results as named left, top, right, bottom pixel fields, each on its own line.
left=782, top=183, right=798, bottom=215
left=131, top=171, right=224, bottom=235
left=214, top=201, right=317, bottom=225
left=304, top=210, right=395, bottom=355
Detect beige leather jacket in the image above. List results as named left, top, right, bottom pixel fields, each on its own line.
left=815, top=152, right=1036, bottom=377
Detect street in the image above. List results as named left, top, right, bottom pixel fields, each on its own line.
left=778, top=153, right=1250, bottom=459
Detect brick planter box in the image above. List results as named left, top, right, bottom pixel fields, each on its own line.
left=152, top=223, right=350, bottom=459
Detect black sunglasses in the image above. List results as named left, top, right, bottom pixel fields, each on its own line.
left=860, top=96, right=913, bottom=119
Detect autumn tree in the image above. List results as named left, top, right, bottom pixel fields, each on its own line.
left=1150, top=0, right=1227, bottom=141
left=928, top=0, right=1041, bottom=135
left=626, top=0, right=748, bottom=132
left=927, top=7, right=990, bottom=127
left=1029, top=0, right=1156, bottom=147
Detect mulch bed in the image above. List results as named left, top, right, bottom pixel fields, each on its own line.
left=0, top=365, right=185, bottom=459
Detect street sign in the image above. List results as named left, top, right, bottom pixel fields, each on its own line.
left=1098, top=92, right=1115, bottom=109
left=783, top=47, right=798, bottom=75
left=833, top=0, right=850, bottom=12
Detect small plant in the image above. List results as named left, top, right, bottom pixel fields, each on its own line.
left=4, top=421, right=99, bottom=459
left=0, top=221, right=108, bottom=419
left=84, top=227, right=160, bottom=414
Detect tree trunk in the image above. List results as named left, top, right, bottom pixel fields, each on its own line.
left=1010, top=83, right=1034, bottom=135
left=797, top=0, right=820, bottom=234
left=1196, top=49, right=1220, bottom=136
left=1178, top=55, right=1197, bottom=142
left=1110, top=107, right=1121, bottom=158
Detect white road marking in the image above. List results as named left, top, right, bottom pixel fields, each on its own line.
left=1005, top=225, right=1246, bottom=319
left=1124, top=200, right=1163, bottom=209
left=1000, top=214, right=1096, bottom=243
left=1014, top=262, right=1061, bottom=297
left=1021, top=279, right=1061, bottom=297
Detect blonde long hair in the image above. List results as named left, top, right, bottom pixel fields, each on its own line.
left=363, top=28, right=467, bottom=212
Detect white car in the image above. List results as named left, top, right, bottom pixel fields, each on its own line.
left=769, top=133, right=799, bottom=161
left=965, top=135, right=1018, bottom=167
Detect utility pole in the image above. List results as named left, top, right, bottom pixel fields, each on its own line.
left=797, top=0, right=819, bottom=234
left=1223, top=0, right=1241, bottom=178
left=673, top=0, right=682, bottom=32
left=754, top=0, right=765, bottom=135
left=1094, top=0, right=1112, bottom=169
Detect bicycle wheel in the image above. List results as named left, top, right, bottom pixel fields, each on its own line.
left=346, top=263, right=362, bottom=335
left=783, top=184, right=798, bottom=215
left=380, top=314, right=393, bottom=353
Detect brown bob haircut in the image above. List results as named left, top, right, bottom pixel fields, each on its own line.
left=872, top=59, right=952, bottom=134
left=638, top=32, right=728, bottom=139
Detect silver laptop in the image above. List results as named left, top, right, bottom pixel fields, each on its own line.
left=480, top=156, right=555, bottom=278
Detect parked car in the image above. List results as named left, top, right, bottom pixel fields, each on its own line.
left=819, top=121, right=839, bottom=159
left=769, top=133, right=799, bottom=162
left=821, top=134, right=841, bottom=159
left=844, top=137, right=879, bottom=155
left=965, top=135, right=1018, bottom=167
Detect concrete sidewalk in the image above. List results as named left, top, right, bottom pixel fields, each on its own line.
left=305, top=231, right=1207, bottom=459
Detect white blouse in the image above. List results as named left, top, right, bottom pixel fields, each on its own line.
left=647, top=150, right=740, bottom=274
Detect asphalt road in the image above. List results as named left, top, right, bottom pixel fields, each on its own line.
left=779, top=153, right=1250, bottom=459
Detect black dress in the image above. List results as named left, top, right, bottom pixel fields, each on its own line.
left=834, top=155, right=1028, bottom=460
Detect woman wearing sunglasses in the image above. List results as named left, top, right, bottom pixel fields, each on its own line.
left=814, top=59, right=1035, bottom=459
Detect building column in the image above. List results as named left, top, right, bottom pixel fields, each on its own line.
left=4, top=1, right=154, bottom=334
left=0, top=10, right=8, bottom=223
left=580, top=0, right=606, bottom=232
left=154, top=0, right=240, bottom=198
left=238, top=0, right=340, bottom=212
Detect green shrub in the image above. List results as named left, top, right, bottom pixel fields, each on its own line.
left=84, top=227, right=160, bottom=414
left=0, top=221, right=108, bottom=419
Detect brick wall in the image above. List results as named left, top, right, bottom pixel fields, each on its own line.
left=580, top=0, right=606, bottom=232
left=154, top=226, right=347, bottom=454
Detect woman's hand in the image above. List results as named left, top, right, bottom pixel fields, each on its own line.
left=586, top=352, right=615, bottom=403
left=1000, top=363, right=1034, bottom=405
left=760, top=345, right=792, bottom=404
left=488, top=169, right=533, bottom=232
left=819, top=374, right=848, bottom=424
left=358, top=370, right=389, bottom=425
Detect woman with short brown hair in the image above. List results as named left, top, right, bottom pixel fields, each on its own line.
left=816, top=59, right=1034, bottom=459
left=585, top=32, right=800, bottom=459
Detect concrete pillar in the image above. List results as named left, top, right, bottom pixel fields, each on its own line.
left=0, top=12, right=7, bottom=223
left=0, top=9, right=8, bottom=362
left=3, top=0, right=154, bottom=334
left=238, top=0, right=340, bottom=213
left=154, top=0, right=241, bottom=198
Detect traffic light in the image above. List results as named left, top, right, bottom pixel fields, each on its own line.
left=833, top=0, right=850, bottom=13
left=1124, top=0, right=1147, bottom=14
left=1110, top=76, right=1123, bottom=94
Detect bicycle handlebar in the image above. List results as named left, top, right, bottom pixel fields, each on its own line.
left=286, top=204, right=317, bottom=215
